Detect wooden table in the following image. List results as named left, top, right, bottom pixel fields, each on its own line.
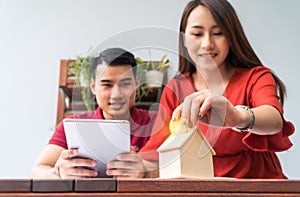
left=1, top=178, right=300, bottom=196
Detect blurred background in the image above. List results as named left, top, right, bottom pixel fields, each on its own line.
left=0, top=0, right=299, bottom=178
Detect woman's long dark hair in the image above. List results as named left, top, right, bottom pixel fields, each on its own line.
left=178, top=0, right=286, bottom=104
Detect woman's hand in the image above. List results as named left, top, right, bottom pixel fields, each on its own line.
left=54, top=149, right=98, bottom=179
left=106, top=148, right=145, bottom=179
left=172, top=90, right=240, bottom=128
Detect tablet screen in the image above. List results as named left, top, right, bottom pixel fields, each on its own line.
left=63, top=118, right=130, bottom=177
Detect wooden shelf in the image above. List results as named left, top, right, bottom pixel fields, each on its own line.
left=56, top=60, right=93, bottom=124
left=135, top=86, right=164, bottom=110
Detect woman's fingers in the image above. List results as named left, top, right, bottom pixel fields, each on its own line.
left=181, top=93, right=197, bottom=126
left=174, top=90, right=226, bottom=127
left=180, top=91, right=208, bottom=127
left=172, top=104, right=182, bottom=121
left=190, top=94, right=206, bottom=126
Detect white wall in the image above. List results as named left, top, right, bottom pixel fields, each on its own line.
left=229, top=0, right=300, bottom=179
left=0, top=0, right=299, bottom=179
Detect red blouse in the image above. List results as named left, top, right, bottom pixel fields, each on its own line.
left=139, top=66, right=294, bottom=179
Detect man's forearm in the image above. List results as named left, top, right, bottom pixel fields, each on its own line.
left=29, top=165, right=60, bottom=179
left=142, top=160, right=159, bottom=178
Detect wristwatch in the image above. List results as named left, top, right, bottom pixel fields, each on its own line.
left=232, top=105, right=255, bottom=132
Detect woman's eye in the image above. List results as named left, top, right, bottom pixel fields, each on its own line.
left=192, top=33, right=203, bottom=37
left=213, top=32, right=223, bottom=36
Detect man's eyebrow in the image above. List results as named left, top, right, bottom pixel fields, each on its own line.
left=99, top=79, right=112, bottom=83
left=119, top=77, right=133, bottom=82
left=99, top=77, right=132, bottom=83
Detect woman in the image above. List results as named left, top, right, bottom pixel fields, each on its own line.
left=140, top=0, right=294, bottom=178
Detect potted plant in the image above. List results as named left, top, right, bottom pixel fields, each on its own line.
left=136, top=54, right=170, bottom=87
left=135, top=54, right=170, bottom=101
left=69, top=55, right=95, bottom=111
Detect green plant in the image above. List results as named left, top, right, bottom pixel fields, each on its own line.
left=135, top=63, right=151, bottom=102
left=69, top=56, right=95, bottom=111
left=135, top=55, right=170, bottom=102
left=135, top=55, right=170, bottom=72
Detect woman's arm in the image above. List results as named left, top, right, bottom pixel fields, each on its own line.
left=172, top=91, right=283, bottom=135
left=235, top=104, right=283, bottom=135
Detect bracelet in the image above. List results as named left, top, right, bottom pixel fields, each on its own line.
left=232, top=105, right=255, bottom=132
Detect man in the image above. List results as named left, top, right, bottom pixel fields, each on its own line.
left=30, top=48, right=157, bottom=179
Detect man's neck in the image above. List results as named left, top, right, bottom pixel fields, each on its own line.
left=102, top=110, right=131, bottom=121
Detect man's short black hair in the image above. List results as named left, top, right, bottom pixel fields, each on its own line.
left=91, top=48, right=137, bottom=79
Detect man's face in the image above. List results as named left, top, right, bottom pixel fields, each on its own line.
left=90, top=63, right=137, bottom=120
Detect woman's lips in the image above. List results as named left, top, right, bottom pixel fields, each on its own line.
left=199, top=53, right=217, bottom=61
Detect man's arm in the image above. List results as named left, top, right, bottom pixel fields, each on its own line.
left=143, top=159, right=159, bottom=178
left=29, top=144, right=64, bottom=179
left=30, top=144, right=98, bottom=179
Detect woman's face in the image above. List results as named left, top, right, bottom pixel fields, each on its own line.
left=184, top=5, right=230, bottom=71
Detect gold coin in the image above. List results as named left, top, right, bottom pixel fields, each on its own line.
left=169, top=118, right=188, bottom=136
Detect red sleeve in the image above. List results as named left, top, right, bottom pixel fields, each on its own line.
left=48, top=110, right=98, bottom=149
left=241, top=67, right=294, bottom=151
left=139, top=74, right=195, bottom=160
left=249, top=68, right=282, bottom=111
left=139, top=85, right=176, bottom=160
left=130, top=108, right=159, bottom=151
left=243, top=121, right=294, bottom=152
left=48, top=122, right=68, bottom=149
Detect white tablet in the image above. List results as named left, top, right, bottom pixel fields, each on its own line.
left=63, top=118, right=130, bottom=177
